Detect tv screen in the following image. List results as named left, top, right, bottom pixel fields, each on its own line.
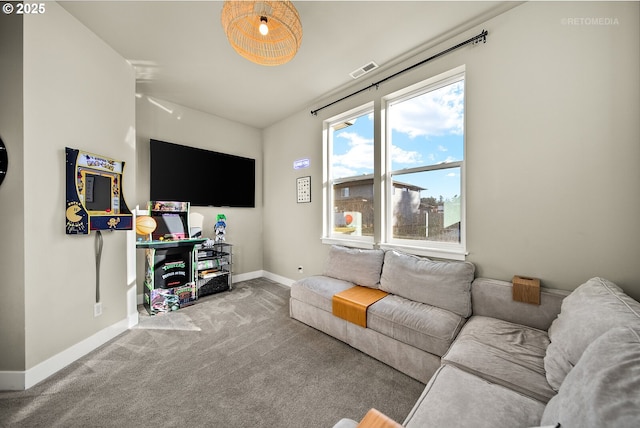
left=150, top=139, right=255, bottom=208
left=85, top=173, right=112, bottom=212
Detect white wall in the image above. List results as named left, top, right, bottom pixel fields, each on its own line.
left=263, top=1, right=640, bottom=300
left=135, top=96, right=264, bottom=296
left=0, top=3, right=136, bottom=388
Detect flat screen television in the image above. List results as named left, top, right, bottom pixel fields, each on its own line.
left=150, top=139, right=255, bottom=208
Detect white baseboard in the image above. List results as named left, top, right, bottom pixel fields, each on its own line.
left=232, top=270, right=266, bottom=283
left=0, top=316, right=131, bottom=391
left=261, top=271, right=294, bottom=287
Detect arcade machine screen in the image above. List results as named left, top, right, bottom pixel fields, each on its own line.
left=151, top=212, right=188, bottom=241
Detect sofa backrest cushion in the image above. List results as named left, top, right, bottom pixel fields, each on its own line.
left=379, top=250, right=475, bottom=318
left=544, top=277, right=640, bottom=390
left=322, top=245, right=385, bottom=288
left=541, top=325, right=640, bottom=427
left=471, top=278, right=568, bottom=331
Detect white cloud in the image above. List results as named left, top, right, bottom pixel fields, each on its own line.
left=391, top=145, right=422, bottom=165
left=332, top=165, right=358, bottom=178
left=332, top=131, right=374, bottom=178
left=389, top=81, right=464, bottom=139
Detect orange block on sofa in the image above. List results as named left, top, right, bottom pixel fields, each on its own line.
left=332, top=286, right=388, bottom=327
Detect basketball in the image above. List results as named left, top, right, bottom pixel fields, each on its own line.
left=136, top=215, right=157, bottom=235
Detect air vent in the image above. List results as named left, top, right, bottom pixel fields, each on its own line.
left=349, top=61, right=379, bottom=79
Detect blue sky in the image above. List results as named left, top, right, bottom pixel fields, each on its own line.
left=332, top=80, right=464, bottom=200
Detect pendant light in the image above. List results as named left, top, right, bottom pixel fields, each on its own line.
left=221, top=1, right=303, bottom=66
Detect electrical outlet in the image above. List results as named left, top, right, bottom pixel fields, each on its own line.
left=94, top=302, right=102, bottom=317
left=298, top=266, right=303, bottom=274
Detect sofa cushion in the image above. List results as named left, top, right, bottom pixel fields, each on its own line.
left=322, top=245, right=385, bottom=288
left=367, top=294, right=466, bottom=357
left=403, top=365, right=545, bottom=428
left=331, top=418, right=358, bottom=428
left=541, top=326, right=640, bottom=428
left=379, top=250, right=474, bottom=318
left=290, top=275, right=355, bottom=313
left=544, top=277, right=640, bottom=390
left=442, top=316, right=554, bottom=403
left=471, top=278, right=568, bottom=331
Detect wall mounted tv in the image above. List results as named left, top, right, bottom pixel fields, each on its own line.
left=150, top=139, right=255, bottom=208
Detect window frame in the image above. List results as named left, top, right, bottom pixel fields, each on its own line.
left=322, top=103, right=375, bottom=249
left=321, top=66, right=467, bottom=260
left=381, top=67, right=467, bottom=260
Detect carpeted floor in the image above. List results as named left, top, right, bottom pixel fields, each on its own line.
left=0, top=278, right=424, bottom=427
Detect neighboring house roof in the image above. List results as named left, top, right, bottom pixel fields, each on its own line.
left=333, top=174, right=426, bottom=191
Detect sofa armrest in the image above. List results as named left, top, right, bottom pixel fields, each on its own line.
left=332, top=409, right=402, bottom=428
left=332, top=418, right=359, bottom=428
left=471, top=278, right=569, bottom=331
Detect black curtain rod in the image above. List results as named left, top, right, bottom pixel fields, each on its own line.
left=310, top=29, right=488, bottom=117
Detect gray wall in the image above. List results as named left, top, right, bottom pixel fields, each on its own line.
left=0, top=12, right=25, bottom=373
left=135, top=96, right=264, bottom=296
left=262, top=1, right=640, bottom=300
left=22, top=3, right=136, bottom=370
left=0, top=3, right=135, bottom=385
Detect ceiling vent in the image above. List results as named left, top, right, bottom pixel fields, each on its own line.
left=349, top=61, right=379, bottom=79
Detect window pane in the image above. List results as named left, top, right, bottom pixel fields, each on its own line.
left=389, top=79, right=464, bottom=172
left=391, top=167, right=461, bottom=243
left=331, top=111, right=374, bottom=237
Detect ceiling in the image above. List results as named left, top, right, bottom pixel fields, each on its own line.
left=60, top=1, right=517, bottom=129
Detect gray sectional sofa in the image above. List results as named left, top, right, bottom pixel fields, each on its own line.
left=289, top=245, right=640, bottom=428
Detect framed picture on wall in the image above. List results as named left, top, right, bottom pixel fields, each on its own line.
left=297, top=176, right=311, bottom=203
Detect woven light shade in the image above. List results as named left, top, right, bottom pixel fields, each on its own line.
left=221, top=1, right=303, bottom=66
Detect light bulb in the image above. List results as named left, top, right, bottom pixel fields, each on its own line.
left=259, top=16, right=268, bottom=36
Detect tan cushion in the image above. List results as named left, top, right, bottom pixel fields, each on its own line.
left=443, top=316, right=554, bottom=402
left=367, top=294, right=465, bottom=356
left=544, top=277, right=640, bottom=390
left=403, top=365, right=545, bottom=428
left=541, top=326, right=640, bottom=427
left=291, top=275, right=354, bottom=312
left=379, top=250, right=474, bottom=318
left=323, top=245, right=385, bottom=288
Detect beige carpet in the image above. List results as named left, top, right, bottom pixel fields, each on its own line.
left=0, top=278, right=424, bottom=427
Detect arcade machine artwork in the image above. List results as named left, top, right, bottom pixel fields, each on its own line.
left=65, top=147, right=133, bottom=234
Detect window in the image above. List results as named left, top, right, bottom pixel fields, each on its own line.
left=384, top=71, right=465, bottom=257
left=323, top=67, right=466, bottom=259
left=324, top=105, right=375, bottom=245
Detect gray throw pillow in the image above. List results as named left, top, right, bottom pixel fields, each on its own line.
left=379, top=250, right=474, bottom=317
left=544, top=277, right=640, bottom=390
left=541, top=326, right=640, bottom=428
left=322, top=245, right=385, bottom=288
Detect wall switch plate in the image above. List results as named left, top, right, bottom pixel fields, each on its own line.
left=94, top=302, right=102, bottom=317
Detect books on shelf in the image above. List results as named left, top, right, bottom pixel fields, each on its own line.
left=199, top=269, right=228, bottom=279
